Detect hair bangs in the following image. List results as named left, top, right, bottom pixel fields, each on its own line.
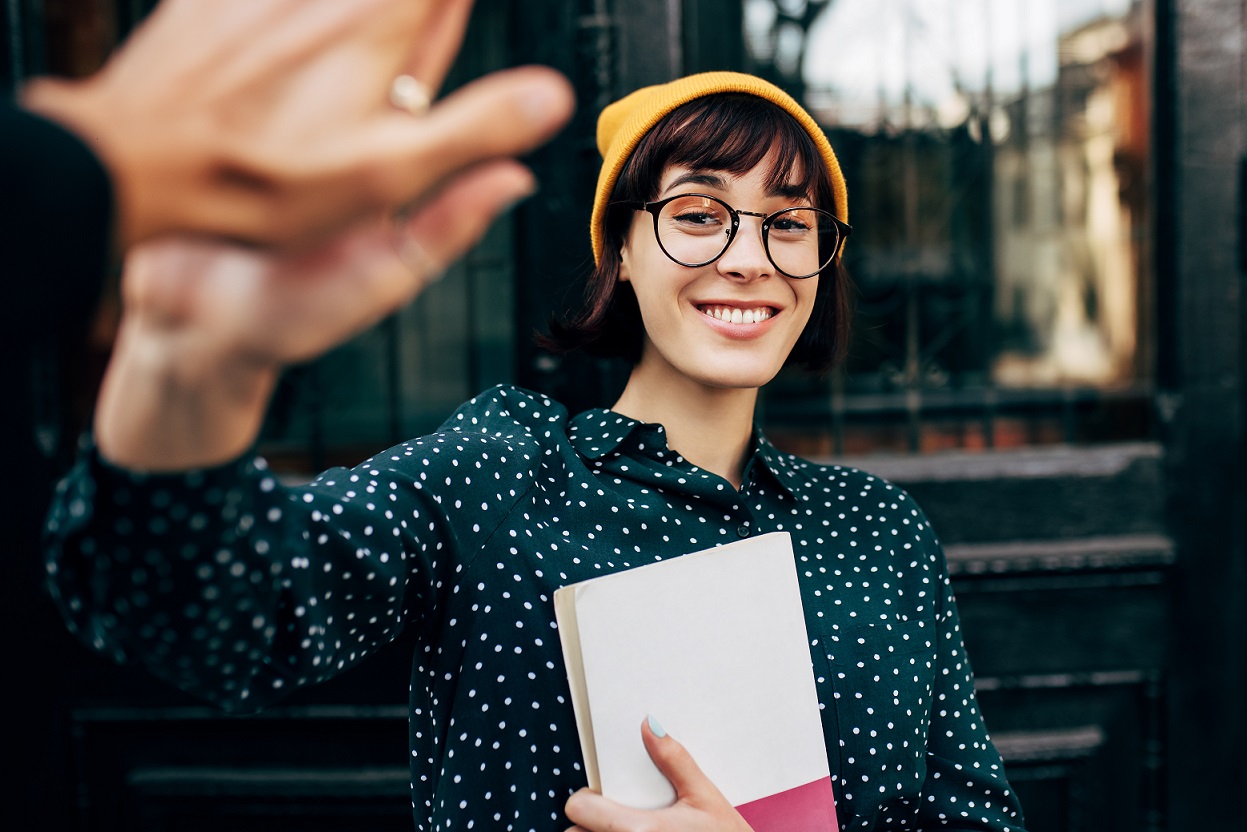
left=638, top=95, right=824, bottom=204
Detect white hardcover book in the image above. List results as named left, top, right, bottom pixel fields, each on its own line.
left=554, top=531, right=838, bottom=831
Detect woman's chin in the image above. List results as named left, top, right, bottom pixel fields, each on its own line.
left=686, top=358, right=785, bottom=391
left=637, top=338, right=791, bottom=392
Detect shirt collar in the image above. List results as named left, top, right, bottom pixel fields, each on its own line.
left=568, top=408, right=669, bottom=460
left=749, top=432, right=808, bottom=499
left=569, top=408, right=803, bottom=499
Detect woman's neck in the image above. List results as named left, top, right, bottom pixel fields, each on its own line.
left=611, top=368, right=759, bottom=490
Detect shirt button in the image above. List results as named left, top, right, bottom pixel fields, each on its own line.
left=736, top=524, right=751, bottom=538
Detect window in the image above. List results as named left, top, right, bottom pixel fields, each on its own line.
left=745, top=0, right=1154, bottom=454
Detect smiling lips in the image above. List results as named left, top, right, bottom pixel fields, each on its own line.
left=697, top=304, right=776, bottom=325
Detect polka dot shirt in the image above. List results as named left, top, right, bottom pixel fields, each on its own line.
left=46, top=385, right=1025, bottom=831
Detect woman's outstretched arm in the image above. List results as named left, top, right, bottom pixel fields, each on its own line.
left=45, top=104, right=565, bottom=707
left=94, top=158, right=543, bottom=471
left=46, top=223, right=561, bottom=710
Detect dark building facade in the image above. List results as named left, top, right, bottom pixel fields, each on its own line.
left=2, top=1, right=1243, bottom=830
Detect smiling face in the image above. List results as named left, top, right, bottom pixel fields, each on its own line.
left=544, top=92, right=849, bottom=377
left=619, top=157, right=820, bottom=392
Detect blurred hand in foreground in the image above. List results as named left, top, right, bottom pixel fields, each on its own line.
left=21, top=0, right=573, bottom=251
left=96, top=156, right=535, bottom=470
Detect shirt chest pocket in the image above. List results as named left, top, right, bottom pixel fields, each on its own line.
left=815, top=620, right=937, bottom=827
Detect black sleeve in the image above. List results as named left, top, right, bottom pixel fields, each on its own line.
left=1, top=104, right=115, bottom=342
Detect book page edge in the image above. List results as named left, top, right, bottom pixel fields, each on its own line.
left=554, top=583, right=601, bottom=791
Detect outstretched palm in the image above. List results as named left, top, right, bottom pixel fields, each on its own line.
left=121, top=161, right=531, bottom=370
left=95, top=161, right=533, bottom=472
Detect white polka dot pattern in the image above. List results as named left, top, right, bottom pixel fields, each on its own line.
left=45, top=385, right=1025, bottom=831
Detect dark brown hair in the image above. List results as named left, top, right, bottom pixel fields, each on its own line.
left=542, top=93, right=851, bottom=373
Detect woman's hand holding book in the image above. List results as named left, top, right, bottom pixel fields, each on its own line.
left=564, top=717, right=754, bottom=832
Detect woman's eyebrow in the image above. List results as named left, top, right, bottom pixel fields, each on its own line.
left=662, top=171, right=811, bottom=202
left=770, top=181, right=810, bottom=199
left=662, top=171, right=726, bottom=193
left=668, top=169, right=813, bottom=200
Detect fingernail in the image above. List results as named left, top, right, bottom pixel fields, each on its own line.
left=514, top=175, right=539, bottom=202
left=521, top=75, right=574, bottom=126
left=500, top=177, right=539, bottom=215
left=646, top=713, right=667, bottom=738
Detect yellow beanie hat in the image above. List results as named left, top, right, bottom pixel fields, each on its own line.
left=590, top=71, right=848, bottom=264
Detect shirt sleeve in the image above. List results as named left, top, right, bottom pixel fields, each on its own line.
left=915, top=523, right=1027, bottom=831
left=1, top=105, right=114, bottom=342
left=43, top=429, right=532, bottom=714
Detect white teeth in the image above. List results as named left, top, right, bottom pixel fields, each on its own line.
left=700, top=305, right=773, bottom=324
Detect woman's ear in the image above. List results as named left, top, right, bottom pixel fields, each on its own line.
left=618, top=241, right=632, bottom=284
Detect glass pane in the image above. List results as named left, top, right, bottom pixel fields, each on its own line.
left=745, top=0, right=1153, bottom=453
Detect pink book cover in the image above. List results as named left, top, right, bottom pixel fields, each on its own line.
left=555, top=532, right=838, bottom=830
left=735, top=776, right=838, bottom=831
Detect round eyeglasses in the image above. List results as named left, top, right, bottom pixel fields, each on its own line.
left=612, top=193, right=851, bottom=279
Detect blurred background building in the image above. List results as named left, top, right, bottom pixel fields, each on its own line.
left=3, top=1, right=1243, bottom=830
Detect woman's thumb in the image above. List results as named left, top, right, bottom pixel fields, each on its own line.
left=640, top=715, right=712, bottom=799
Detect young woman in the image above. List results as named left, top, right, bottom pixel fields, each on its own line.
left=45, top=72, right=1025, bottom=832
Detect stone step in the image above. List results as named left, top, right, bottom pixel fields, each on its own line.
left=944, top=533, right=1175, bottom=576
left=818, top=442, right=1165, bottom=543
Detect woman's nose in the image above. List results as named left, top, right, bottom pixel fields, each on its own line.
left=715, top=217, right=772, bottom=281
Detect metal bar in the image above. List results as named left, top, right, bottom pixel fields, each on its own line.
left=831, top=371, right=845, bottom=456
left=384, top=314, right=402, bottom=446
left=1239, top=154, right=1246, bottom=273
left=11, top=0, right=47, bottom=84
left=5, top=0, right=24, bottom=90
left=1141, top=672, right=1166, bottom=832
left=1062, top=387, right=1077, bottom=443
left=905, top=281, right=921, bottom=452
left=665, top=0, right=682, bottom=78
left=307, top=363, right=326, bottom=474
left=983, top=385, right=997, bottom=449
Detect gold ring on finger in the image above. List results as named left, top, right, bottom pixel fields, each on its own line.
left=389, top=74, right=432, bottom=116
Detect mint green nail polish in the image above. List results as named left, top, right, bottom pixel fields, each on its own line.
left=646, top=713, right=667, bottom=738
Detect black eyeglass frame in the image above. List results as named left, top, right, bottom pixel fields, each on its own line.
left=611, top=193, right=852, bottom=279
